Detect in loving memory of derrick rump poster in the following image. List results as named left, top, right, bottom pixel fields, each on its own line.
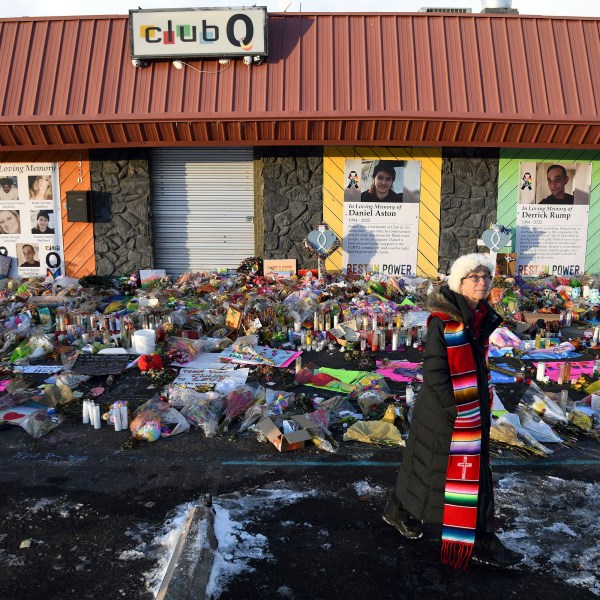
left=515, top=162, right=591, bottom=278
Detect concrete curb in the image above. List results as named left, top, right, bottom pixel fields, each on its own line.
left=156, top=504, right=217, bottom=600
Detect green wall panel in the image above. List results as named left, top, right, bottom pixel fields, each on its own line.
left=498, top=149, right=600, bottom=274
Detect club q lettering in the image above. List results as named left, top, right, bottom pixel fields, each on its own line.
left=130, top=8, right=267, bottom=58
left=140, top=14, right=254, bottom=48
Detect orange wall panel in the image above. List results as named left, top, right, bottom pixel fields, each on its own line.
left=58, top=153, right=95, bottom=277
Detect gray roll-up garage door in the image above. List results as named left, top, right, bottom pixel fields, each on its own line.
left=151, top=148, right=255, bottom=274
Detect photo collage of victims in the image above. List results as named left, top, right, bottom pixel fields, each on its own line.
left=0, top=169, right=61, bottom=275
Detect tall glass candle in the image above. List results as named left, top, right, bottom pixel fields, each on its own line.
left=360, top=331, right=367, bottom=352
left=536, top=362, right=546, bottom=382
left=371, top=329, right=379, bottom=352
left=557, top=362, right=566, bottom=385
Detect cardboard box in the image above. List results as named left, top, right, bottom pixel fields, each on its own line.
left=522, top=311, right=562, bottom=324
left=257, top=415, right=316, bottom=452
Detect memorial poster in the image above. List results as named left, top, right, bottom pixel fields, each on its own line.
left=515, top=162, right=591, bottom=277
left=0, top=163, right=64, bottom=278
left=342, top=159, right=421, bottom=277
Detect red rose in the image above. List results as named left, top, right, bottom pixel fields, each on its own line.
left=138, top=353, right=164, bottom=372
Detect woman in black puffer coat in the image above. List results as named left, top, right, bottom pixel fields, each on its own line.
left=382, top=253, right=524, bottom=570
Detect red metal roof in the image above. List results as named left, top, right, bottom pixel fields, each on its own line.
left=1, top=12, right=599, bottom=149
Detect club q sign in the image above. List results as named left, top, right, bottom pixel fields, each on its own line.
left=129, top=7, right=268, bottom=59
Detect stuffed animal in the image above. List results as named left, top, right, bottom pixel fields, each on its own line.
left=133, top=420, right=161, bottom=442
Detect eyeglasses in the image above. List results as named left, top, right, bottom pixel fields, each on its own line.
left=462, top=274, right=492, bottom=283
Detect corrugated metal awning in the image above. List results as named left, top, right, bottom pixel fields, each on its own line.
left=1, top=12, right=599, bottom=149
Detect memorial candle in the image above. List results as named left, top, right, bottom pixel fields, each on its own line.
left=536, top=362, right=545, bottom=382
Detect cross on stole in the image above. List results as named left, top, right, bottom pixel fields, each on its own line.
left=458, top=456, right=472, bottom=479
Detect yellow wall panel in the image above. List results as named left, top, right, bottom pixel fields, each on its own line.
left=323, top=147, right=442, bottom=277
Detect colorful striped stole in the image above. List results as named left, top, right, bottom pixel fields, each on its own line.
left=437, top=317, right=489, bottom=570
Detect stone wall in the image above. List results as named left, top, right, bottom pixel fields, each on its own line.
left=88, top=147, right=499, bottom=277
left=258, top=147, right=324, bottom=269
left=438, top=148, right=499, bottom=274
left=90, top=149, right=153, bottom=276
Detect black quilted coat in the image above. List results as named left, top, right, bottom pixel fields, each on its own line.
left=388, top=285, right=502, bottom=530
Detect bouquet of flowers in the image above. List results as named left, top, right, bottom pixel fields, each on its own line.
left=165, top=336, right=200, bottom=365
left=218, top=383, right=266, bottom=435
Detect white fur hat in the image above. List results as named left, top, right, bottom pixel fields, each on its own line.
left=446, top=252, right=495, bottom=293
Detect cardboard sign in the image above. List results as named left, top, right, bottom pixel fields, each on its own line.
left=496, top=253, right=517, bottom=276
left=263, top=259, right=297, bottom=278
left=139, top=269, right=166, bottom=289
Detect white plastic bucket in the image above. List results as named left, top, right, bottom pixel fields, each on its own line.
left=133, top=329, right=156, bottom=355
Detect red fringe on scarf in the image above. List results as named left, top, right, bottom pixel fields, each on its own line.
left=440, top=540, right=473, bottom=570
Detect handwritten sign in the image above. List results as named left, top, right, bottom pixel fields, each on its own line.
left=13, top=365, right=64, bottom=374
left=263, top=259, right=297, bottom=279
left=71, top=353, right=133, bottom=375
left=173, top=368, right=249, bottom=388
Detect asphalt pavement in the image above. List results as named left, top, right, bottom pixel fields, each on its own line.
left=0, top=345, right=599, bottom=600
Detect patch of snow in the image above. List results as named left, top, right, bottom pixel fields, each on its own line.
left=206, top=488, right=315, bottom=599
left=545, top=522, right=577, bottom=537
left=143, top=502, right=196, bottom=597
left=496, top=474, right=600, bottom=596
left=353, top=479, right=386, bottom=497
left=137, top=475, right=600, bottom=599
left=118, top=549, right=146, bottom=560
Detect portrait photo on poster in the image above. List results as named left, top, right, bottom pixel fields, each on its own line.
left=28, top=174, right=53, bottom=200
left=360, top=160, right=405, bottom=203
left=0, top=209, right=21, bottom=235
left=30, top=209, right=55, bottom=235
left=17, top=242, right=41, bottom=268
left=0, top=176, right=19, bottom=201
left=344, top=159, right=421, bottom=203
left=518, top=162, right=591, bottom=206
